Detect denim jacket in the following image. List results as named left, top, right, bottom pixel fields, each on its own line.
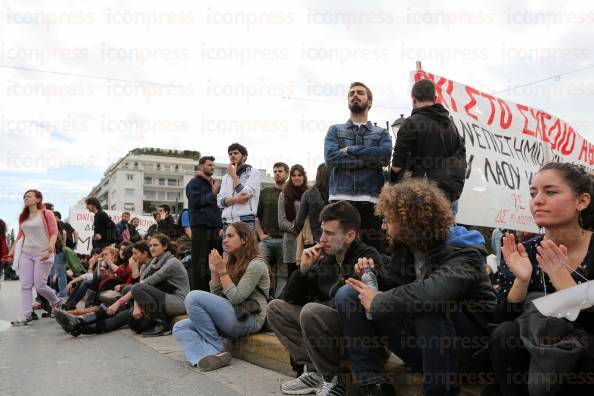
left=324, top=120, right=392, bottom=197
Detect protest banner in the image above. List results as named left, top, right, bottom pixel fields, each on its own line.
left=412, top=69, right=592, bottom=231
left=67, top=209, right=156, bottom=254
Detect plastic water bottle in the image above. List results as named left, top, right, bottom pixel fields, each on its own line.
left=361, top=266, right=378, bottom=320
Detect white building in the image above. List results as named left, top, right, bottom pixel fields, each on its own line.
left=81, top=147, right=274, bottom=216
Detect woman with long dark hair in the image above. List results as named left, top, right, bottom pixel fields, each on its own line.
left=484, top=162, right=594, bottom=395
left=173, top=222, right=270, bottom=371
left=294, top=163, right=330, bottom=244
left=277, top=164, right=307, bottom=295
left=10, top=190, right=61, bottom=325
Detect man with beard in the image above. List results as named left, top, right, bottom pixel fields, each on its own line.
left=217, top=143, right=261, bottom=235
left=324, top=82, right=392, bottom=252
left=256, top=162, right=289, bottom=297
left=186, top=156, right=222, bottom=290
left=266, top=201, right=380, bottom=396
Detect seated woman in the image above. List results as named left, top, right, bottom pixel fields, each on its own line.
left=485, top=162, right=594, bottom=396
left=173, top=222, right=270, bottom=371
left=55, top=235, right=189, bottom=337
left=62, top=246, right=119, bottom=310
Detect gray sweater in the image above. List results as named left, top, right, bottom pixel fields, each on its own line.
left=139, top=251, right=190, bottom=316
left=210, top=257, right=270, bottom=330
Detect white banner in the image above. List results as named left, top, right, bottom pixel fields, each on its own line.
left=412, top=70, right=593, bottom=232
left=67, top=209, right=156, bottom=254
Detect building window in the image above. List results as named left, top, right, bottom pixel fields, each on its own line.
left=144, top=191, right=155, bottom=200
left=144, top=176, right=152, bottom=185
left=167, top=178, right=177, bottom=187
left=126, top=174, right=134, bottom=181
left=156, top=163, right=161, bottom=170
left=158, top=178, right=165, bottom=186
left=167, top=191, right=180, bottom=201
left=124, top=203, right=135, bottom=211
left=158, top=191, right=166, bottom=200
left=134, top=162, right=139, bottom=169
left=125, top=188, right=135, bottom=196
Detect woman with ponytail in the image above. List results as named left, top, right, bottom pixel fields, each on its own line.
left=485, top=162, right=594, bottom=395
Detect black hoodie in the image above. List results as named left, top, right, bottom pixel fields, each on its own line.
left=391, top=103, right=467, bottom=201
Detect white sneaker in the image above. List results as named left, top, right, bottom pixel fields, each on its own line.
left=316, top=377, right=346, bottom=396
left=281, top=369, right=323, bottom=394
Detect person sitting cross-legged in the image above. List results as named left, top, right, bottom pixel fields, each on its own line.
left=173, top=222, right=270, bottom=371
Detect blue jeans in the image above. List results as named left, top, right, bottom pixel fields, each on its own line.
left=173, top=290, right=258, bottom=366
left=50, top=251, right=67, bottom=298
left=335, top=285, right=483, bottom=396
left=258, top=238, right=285, bottom=297
left=67, top=278, right=93, bottom=306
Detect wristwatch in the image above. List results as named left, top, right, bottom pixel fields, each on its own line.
left=218, top=271, right=228, bottom=277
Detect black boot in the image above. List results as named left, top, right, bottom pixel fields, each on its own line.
left=55, top=311, right=99, bottom=337
left=141, top=318, right=171, bottom=337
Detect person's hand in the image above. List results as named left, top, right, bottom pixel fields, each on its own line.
left=536, top=239, right=569, bottom=277
left=66, top=281, right=74, bottom=295
left=227, top=163, right=237, bottom=178
left=300, top=244, right=323, bottom=273
left=235, top=192, right=251, bottom=204
left=94, top=234, right=102, bottom=241
left=354, top=258, right=375, bottom=278
left=106, top=301, right=121, bottom=316
left=209, top=249, right=224, bottom=273
left=259, top=233, right=269, bottom=241
left=114, top=284, right=122, bottom=293
left=339, top=147, right=348, bottom=153
left=213, top=179, right=221, bottom=193
left=129, top=257, right=139, bottom=272
left=40, top=251, right=50, bottom=261
left=501, top=233, right=533, bottom=283
left=132, top=305, right=143, bottom=320
left=66, top=269, right=73, bottom=277
left=345, top=278, right=381, bottom=311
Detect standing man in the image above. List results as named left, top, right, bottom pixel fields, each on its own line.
left=256, top=162, right=288, bottom=297
left=217, top=143, right=261, bottom=233
left=391, top=78, right=467, bottom=211
left=85, top=197, right=113, bottom=250
left=186, top=155, right=222, bottom=291
left=324, top=82, right=392, bottom=251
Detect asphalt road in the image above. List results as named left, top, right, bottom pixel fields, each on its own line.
left=0, top=280, right=240, bottom=396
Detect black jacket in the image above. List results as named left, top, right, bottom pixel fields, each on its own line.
left=284, top=239, right=380, bottom=307
left=391, top=103, right=466, bottom=201
left=186, top=175, right=222, bottom=228
left=157, top=215, right=178, bottom=239
left=371, top=242, right=496, bottom=331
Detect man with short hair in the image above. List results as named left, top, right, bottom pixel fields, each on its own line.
left=391, top=78, right=467, bottom=210
left=155, top=204, right=177, bottom=239
left=186, top=155, right=222, bottom=291
left=256, top=162, right=289, bottom=297
left=324, top=82, right=392, bottom=252
left=115, top=211, right=132, bottom=243
left=217, top=143, right=261, bottom=233
left=267, top=201, right=381, bottom=396
left=128, top=217, right=141, bottom=242
left=85, top=197, right=113, bottom=250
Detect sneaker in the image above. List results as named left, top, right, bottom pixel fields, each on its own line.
left=31, top=311, right=39, bottom=320
left=197, top=352, right=232, bottom=371
left=10, top=315, right=33, bottom=326
left=281, top=370, right=323, bottom=394
left=316, top=377, right=345, bottom=396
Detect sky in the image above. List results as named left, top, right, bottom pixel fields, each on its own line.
left=1, top=0, right=593, bottom=234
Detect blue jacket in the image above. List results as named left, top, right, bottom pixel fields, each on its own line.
left=186, top=175, right=222, bottom=228
left=324, top=120, right=392, bottom=198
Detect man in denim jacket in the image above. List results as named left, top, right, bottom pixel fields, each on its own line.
left=324, top=82, right=392, bottom=251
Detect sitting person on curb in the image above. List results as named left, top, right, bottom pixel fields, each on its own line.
left=267, top=200, right=381, bottom=396
left=55, top=235, right=189, bottom=337
left=336, top=180, right=496, bottom=396
left=483, top=162, right=594, bottom=396
left=173, top=222, right=270, bottom=371
left=62, top=246, right=120, bottom=310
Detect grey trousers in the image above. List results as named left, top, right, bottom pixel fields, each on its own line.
left=267, top=299, right=348, bottom=377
